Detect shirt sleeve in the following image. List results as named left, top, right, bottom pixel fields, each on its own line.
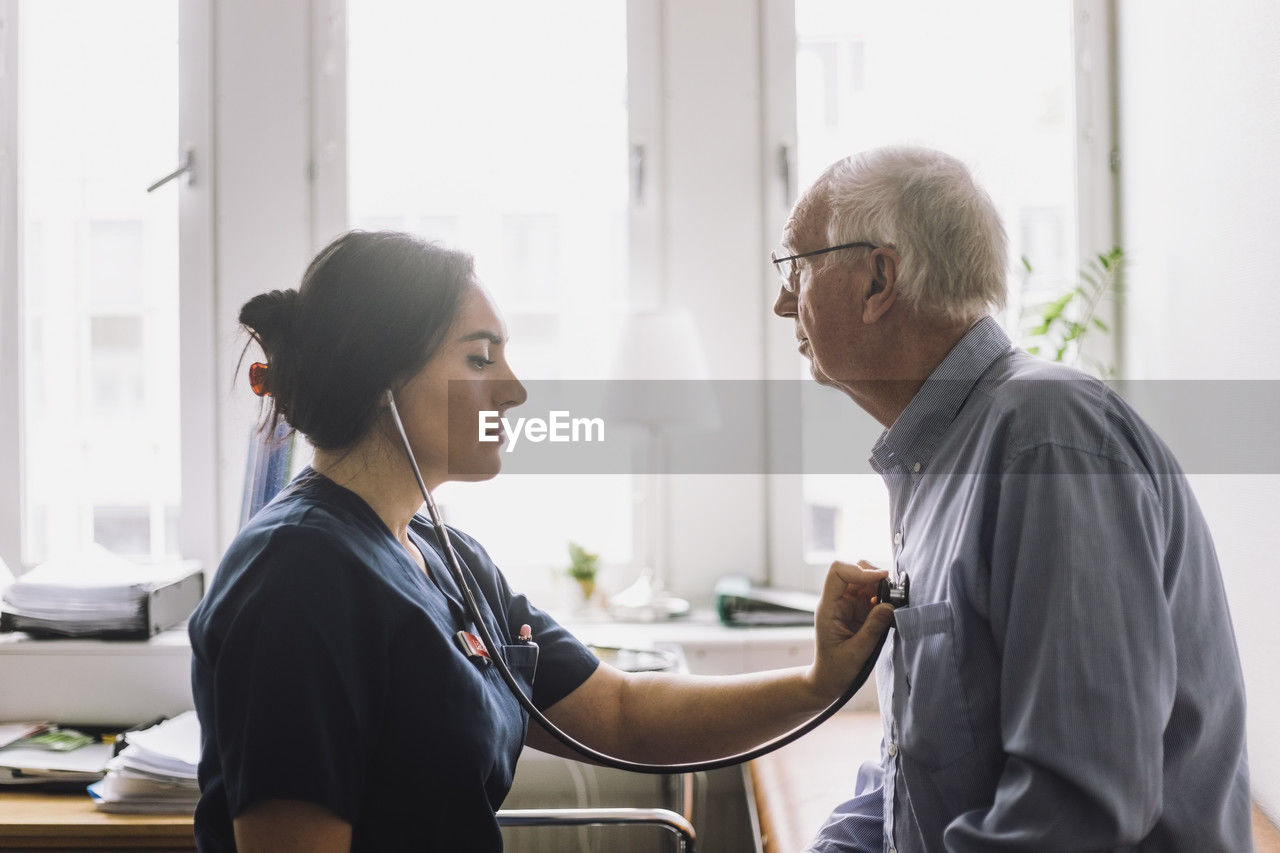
left=943, top=444, right=1176, bottom=850
left=806, top=760, right=885, bottom=853
left=207, top=527, right=392, bottom=823
left=499, top=583, right=601, bottom=710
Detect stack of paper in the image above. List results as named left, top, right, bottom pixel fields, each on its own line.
left=0, top=547, right=200, bottom=638
left=89, top=711, right=201, bottom=814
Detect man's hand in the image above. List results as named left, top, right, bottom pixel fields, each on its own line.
left=807, top=560, right=895, bottom=706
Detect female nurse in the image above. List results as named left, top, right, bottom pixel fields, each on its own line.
left=188, top=230, right=894, bottom=852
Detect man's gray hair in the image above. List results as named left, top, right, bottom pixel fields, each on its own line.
left=811, top=146, right=1008, bottom=321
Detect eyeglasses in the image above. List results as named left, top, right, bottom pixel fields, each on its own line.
left=770, top=241, right=880, bottom=293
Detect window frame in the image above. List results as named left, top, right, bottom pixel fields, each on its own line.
left=0, top=0, right=220, bottom=574
left=176, top=0, right=219, bottom=576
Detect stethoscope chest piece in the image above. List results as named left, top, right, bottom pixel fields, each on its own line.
left=877, top=574, right=911, bottom=609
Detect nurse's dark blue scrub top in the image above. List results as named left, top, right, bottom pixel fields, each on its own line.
left=188, top=469, right=600, bottom=852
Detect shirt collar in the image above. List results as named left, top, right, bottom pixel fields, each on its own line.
left=869, top=316, right=1012, bottom=474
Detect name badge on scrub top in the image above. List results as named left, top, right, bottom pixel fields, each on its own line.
left=454, top=630, right=491, bottom=665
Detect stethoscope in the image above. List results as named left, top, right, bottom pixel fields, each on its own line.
left=385, top=389, right=909, bottom=774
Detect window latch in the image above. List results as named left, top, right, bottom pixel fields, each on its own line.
left=146, top=147, right=195, bottom=193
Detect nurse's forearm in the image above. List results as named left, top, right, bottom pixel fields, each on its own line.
left=532, top=661, right=841, bottom=764
left=613, top=666, right=830, bottom=763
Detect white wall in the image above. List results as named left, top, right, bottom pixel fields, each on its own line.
left=1117, top=0, right=1280, bottom=815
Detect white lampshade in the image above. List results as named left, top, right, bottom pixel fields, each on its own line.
left=604, top=309, right=718, bottom=431
left=608, top=309, right=711, bottom=381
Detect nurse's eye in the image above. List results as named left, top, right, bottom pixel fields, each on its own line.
left=468, top=355, right=495, bottom=371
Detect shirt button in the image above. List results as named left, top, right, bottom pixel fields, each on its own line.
left=893, top=530, right=902, bottom=545
left=887, top=742, right=898, bottom=757
left=912, top=461, right=922, bottom=473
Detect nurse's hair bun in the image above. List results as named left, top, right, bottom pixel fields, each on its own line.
left=239, top=289, right=299, bottom=352
left=239, top=288, right=301, bottom=421
left=237, top=230, right=476, bottom=449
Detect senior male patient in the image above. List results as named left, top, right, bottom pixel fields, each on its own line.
left=772, top=146, right=1251, bottom=852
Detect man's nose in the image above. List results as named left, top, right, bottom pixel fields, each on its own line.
left=773, top=286, right=797, bottom=318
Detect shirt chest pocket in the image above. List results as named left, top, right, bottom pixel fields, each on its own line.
left=500, top=643, right=539, bottom=702
left=893, top=600, right=976, bottom=770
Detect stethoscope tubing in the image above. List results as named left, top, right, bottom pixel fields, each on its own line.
left=386, top=391, right=887, bottom=774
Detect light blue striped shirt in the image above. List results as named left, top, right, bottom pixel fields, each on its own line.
left=808, top=317, right=1251, bottom=852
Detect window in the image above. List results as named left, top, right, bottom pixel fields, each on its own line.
left=16, top=1, right=182, bottom=563
left=785, top=0, right=1082, bottom=571
left=347, top=1, right=635, bottom=594
left=0, top=0, right=1111, bottom=597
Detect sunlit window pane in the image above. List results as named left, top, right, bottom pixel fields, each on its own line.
left=793, top=0, right=1077, bottom=563
left=20, top=1, right=180, bottom=562
left=348, top=1, right=633, bottom=586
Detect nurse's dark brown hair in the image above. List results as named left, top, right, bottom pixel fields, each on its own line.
left=238, top=230, right=475, bottom=449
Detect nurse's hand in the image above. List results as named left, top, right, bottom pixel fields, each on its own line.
left=807, top=560, right=895, bottom=705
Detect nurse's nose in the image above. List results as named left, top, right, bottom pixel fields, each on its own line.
left=505, top=378, right=528, bottom=410
left=494, top=364, right=527, bottom=411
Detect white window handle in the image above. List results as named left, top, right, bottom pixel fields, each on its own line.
left=630, top=143, right=646, bottom=207
left=147, top=147, right=195, bottom=192
left=779, top=144, right=795, bottom=208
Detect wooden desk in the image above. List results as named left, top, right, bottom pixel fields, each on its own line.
left=0, top=791, right=194, bottom=851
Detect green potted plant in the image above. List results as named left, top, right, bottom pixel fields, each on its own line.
left=1020, top=246, right=1124, bottom=377
left=565, top=542, right=600, bottom=604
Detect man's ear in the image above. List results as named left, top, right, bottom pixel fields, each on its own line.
left=862, top=247, right=899, bottom=323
